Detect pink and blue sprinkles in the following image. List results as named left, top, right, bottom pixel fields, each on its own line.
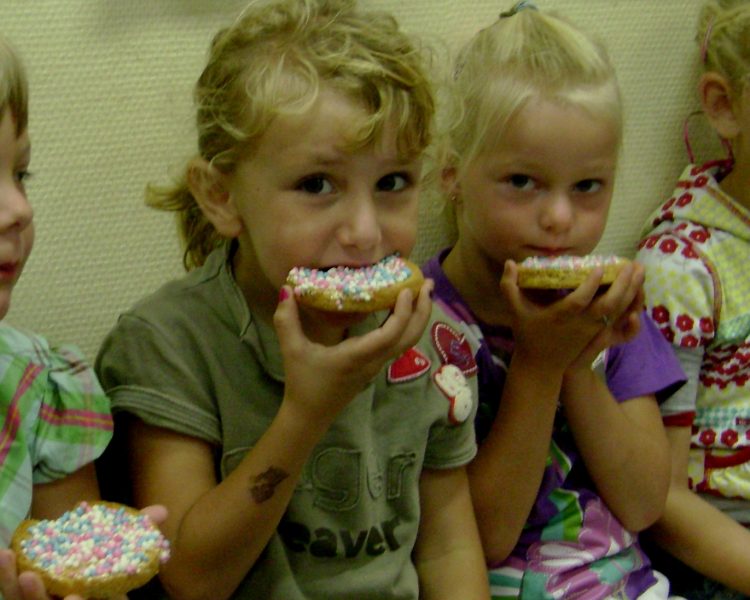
left=519, top=255, right=622, bottom=270
left=288, top=254, right=413, bottom=310
left=20, top=502, right=170, bottom=580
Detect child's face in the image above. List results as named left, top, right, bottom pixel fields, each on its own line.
left=454, top=96, right=618, bottom=272
left=226, top=87, right=422, bottom=306
left=0, top=110, right=33, bottom=320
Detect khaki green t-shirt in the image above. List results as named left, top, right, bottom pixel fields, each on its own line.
left=96, top=245, right=478, bottom=599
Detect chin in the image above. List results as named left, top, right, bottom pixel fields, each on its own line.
left=0, top=298, right=10, bottom=321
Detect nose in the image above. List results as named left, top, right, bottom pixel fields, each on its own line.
left=338, top=190, right=382, bottom=252
left=539, top=189, right=573, bottom=234
left=0, top=179, right=34, bottom=233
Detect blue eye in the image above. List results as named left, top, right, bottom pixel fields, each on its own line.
left=377, top=173, right=409, bottom=192
left=298, top=176, right=333, bottom=194
left=574, top=179, right=602, bottom=193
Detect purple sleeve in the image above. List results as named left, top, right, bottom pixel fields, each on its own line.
left=605, top=312, right=687, bottom=403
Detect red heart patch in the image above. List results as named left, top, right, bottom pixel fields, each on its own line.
left=388, top=347, right=431, bottom=383
left=431, top=322, right=477, bottom=376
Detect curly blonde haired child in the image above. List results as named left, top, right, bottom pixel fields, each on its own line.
left=95, top=1, right=489, bottom=598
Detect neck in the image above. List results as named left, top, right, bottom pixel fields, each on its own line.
left=442, top=242, right=512, bottom=326
left=233, top=243, right=350, bottom=345
left=719, top=155, right=750, bottom=211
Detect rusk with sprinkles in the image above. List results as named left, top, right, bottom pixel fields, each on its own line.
left=517, top=255, right=630, bottom=289
left=11, top=501, right=170, bottom=598
left=287, top=254, right=425, bottom=312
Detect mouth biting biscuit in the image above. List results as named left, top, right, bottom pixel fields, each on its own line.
left=517, top=255, right=630, bottom=289
left=287, top=254, right=424, bottom=313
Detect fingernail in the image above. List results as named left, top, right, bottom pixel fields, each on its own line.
left=279, top=287, right=290, bottom=302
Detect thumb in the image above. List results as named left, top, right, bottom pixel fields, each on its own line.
left=139, top=504, right=168, bottom=527
left=499, top=259, right=521, bottom=305
left=273, top=286, right=303, bottom=354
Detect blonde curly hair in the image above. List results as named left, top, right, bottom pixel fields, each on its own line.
left=148, top=0, right=435, bottom=270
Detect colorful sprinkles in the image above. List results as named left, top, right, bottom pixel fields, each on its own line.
left=287, top=254, right=413, bottom=310
left=19, top=502, right=170, bottom=581
left=519, top=255, right=623, bottom=270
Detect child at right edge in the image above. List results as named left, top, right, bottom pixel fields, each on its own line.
left=423, top=2, right=687, bottom=598
left=637, top=1, right=750, bottom=598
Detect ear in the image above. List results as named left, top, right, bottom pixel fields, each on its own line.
left=441, top=166, right=461, bottom=205
left=699, top=72, right=741, bottom=140
left=187, top=158, right=242, bottom=238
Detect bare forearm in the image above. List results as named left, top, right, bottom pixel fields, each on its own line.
left=416, top=468, right=490, bottom=600
left=562, top=370, right=669, bottom=531
left=650, top=486, right=750, bottom=595
left=469, top=355, right=562, bottom=562
left=149, top=401, right=329, bottom=600
left=31, top=463, right=101, bottom=520
left=417, top=547, right=490, bottom=599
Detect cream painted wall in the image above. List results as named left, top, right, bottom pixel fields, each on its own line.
left=1, top=0, right=704, bottom=359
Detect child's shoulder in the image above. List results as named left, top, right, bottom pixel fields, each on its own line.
left=0, top=322, right=108, bottom=415
left=124, top=246, right=231, bottom=323
left=0, top=322, right=54, bottom=362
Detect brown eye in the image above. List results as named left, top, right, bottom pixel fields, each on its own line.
left=298, top=176, right=333, bottom=194
left=574, top=179, right=602, bottom=193
left=377, top=173, right=409, bottom=192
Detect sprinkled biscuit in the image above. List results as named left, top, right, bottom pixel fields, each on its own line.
left=287, top=254, right=424, bottom=312
left=11, top=501, right=170, bottom=598
left=517, top=255, right=630, bottom=289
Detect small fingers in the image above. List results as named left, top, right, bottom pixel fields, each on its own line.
left=273, top=285, right=304, bottom=354
left=0, top=550, right=22, bottom=600
left=139, top=504, right=168, bottom=526
left=394, top=278, right=434, bottom=350
left=568, top=266, right=605, bottom=307
left=16, top=572, right=51, bottom=600
left=380, top=279, right=433, bottom=352
left=592, top=262, right=644, bottom=322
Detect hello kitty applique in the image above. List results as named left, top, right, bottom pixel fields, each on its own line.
left=433, top=363, right=473, bottom=425
left=431, top=322, right=477, bottom=425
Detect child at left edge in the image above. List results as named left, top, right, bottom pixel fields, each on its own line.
left=0, top=36, right=165, bottom=600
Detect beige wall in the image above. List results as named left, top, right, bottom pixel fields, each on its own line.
left=1, top=0, right=703, bottom=359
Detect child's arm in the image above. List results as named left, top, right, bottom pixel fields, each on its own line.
left=648, top=426, right=750, bottom=594
left=561, top=367, right=670, bottom=532
left=468, top=260, right=645, bottom=563
left=129, top=284, right=434, bottom=600
left=30, top=463, right=100, bottom=519
left=413, top=466, right=490, bottom=599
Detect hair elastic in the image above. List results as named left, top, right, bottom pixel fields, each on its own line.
left=700, top=16, right=715, bottom=64
left=500, top=0, right=538, bottom=19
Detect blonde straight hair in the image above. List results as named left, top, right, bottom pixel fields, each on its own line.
left=442, top=4, right=621, bottom=180
left=698, top=0, right=750, bottom=95
left=0, top=35, right=28, bottom=135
